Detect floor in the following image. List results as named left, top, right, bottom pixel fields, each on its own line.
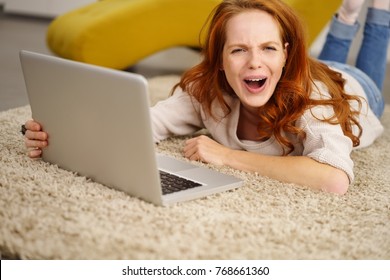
left=1, top=10, right=389, bottom=112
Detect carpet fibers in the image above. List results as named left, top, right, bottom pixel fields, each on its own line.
left=0, top=76, right=389, bottom=259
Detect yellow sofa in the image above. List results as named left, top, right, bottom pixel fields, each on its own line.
left=47, top=0, right=341, bottom=70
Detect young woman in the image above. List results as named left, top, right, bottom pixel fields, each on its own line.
left=23, top=0, right=389, bottom=194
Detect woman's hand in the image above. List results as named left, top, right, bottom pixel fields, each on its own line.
left=23, top=120, right=48, bottom=158
left=183, top=135, right=231, bottom=166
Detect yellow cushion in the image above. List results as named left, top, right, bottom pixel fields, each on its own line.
left=47, top=0, right=341, bottom=70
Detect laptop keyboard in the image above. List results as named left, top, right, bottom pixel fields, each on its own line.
left=159, top=170, right=202, bottom=195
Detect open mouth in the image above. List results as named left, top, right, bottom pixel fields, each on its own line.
left=244, top=78, right=267, bottom=90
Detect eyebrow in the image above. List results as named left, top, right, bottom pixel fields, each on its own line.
left=225, top=41, right=283, bottom=49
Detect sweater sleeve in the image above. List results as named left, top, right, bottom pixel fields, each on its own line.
left=296, top=73, right=384, bottom=183
left=150, top=88, right=205, bottom=142
left=297, top=105, right=355, bottom=182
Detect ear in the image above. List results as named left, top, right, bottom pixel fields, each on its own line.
left=283, top=42, right=289, bottom=63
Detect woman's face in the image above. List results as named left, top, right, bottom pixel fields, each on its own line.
left=222, top=10, right=288, bottom=114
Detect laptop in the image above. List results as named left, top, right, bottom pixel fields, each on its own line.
left=19, top=50, right=243, bottom=206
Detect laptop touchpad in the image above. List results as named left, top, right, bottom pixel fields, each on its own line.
left=156, top=154, right=198, bottom=172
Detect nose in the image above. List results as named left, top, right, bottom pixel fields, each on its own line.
left=248, top=51, right=263, bottom=69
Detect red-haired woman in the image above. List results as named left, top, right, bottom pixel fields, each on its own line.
left=23, top=0, right=389, bottom=194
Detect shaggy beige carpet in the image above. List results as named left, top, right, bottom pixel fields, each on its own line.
left=0, top=75, right=389, bottom=260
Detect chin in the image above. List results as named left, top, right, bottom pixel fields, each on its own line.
left=244, top=92, right=273, bottom=107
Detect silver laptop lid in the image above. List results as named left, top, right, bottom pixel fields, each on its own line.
left=20, top=50, right=164, bottom=205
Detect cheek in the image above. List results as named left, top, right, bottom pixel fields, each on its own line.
left=271, top=60, right=285, bottom=80
left=224, top=56, right=244, bottom=77
left=222, top=60, right=240, bottom=85
left=224, top=70, right=242, bottom=94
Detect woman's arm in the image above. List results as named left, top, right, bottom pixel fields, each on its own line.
left=184, top=135, right=350, bottom=194
left=151, top=89, right=205, bottom=142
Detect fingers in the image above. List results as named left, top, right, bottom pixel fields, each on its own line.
left=25, top=120, right=41, bottom=131
left=23, top=120, right=48, bottom=158
left=24, top=138, right=48, bottom=149
left=185, top=148, right=201, bottom=161
left=24, top=138, right=47, bottom=158
left=24, top=129, right=48, bottom=142
left=183, top=139, right=198, bottom=160
left=27, top=148, right=43, bottom=158
left=23, top=120, right=47, bottom=142
left=183, top=135, right=209, bottom=161
left=184, top=135, right=229, bottom=166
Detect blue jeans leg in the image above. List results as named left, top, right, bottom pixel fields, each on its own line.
left=318, top=8, right=390, bottom=118
left=356, top=8, right=390, bottom=92
left=318, top=15, right=360, bottom=63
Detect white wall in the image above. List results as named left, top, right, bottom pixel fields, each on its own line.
left=3, top=0, right=95, bottom=17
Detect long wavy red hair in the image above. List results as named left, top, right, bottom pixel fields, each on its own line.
left=173, top=0, right=362, bottom=154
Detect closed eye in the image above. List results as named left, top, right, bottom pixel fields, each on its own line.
left=231, top=48, right=246, bottom=54
left=264, top=46, right=277, bottom=51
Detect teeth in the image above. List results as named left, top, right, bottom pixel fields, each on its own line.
left=247, top=78, right=264, bottom=82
